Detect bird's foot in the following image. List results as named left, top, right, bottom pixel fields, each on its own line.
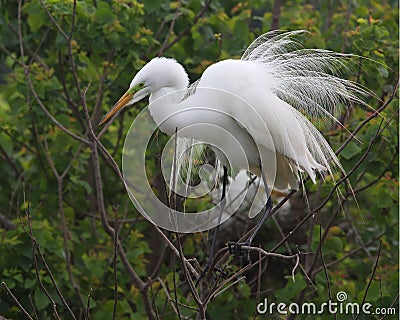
left=228, top=241, right=251, bottom=265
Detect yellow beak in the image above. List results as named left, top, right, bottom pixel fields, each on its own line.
left=99, top=91, right=133, bottom=125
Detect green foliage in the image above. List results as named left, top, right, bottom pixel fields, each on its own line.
left=0, top=0, right=398, bottom=319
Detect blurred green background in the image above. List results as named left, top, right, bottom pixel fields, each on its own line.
left=0, top=0, right=398, bottom=319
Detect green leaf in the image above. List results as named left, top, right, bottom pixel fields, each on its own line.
left=144, top=0, right=162, bottom=13
left=341, top=142, right=362, bottom=160
left=70, top=175, right=92, bottom=194
left=359, top=281, right=381, bottom=302
left=357, top=18, right=368, bottom=25
left=34, top=288, right=50, bottom=310
left=24, top=277, right=36, bottom=289
left=376, top=188, right=393, bottom=208
left=377, top=65, right=389, bottom=78
left=362, top=40, right=375, bottom=50
left=323, top=236, right=343, bottom=255
left=275, top=274, right=307, bottom=301
left=94, top=2, right=116, bottom=24
left=94, top=300, right=116, bottom=320
left=27, top=12, right=45, bottom=32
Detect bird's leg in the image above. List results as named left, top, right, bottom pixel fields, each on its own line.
left=196, top=166, right=228, bottom=286
left=228, top=169, right=273, bottom=264
left=245, top=195, right=273, bottom=245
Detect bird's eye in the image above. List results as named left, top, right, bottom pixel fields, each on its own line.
left=129, top=82, right=145, bottom=93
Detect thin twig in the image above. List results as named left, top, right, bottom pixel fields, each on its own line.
left=28, top=293, right=39, bottom=320
left=296, top=250, right=317, bottom=289
left=240, top=245, right=300, bottom=261
left=1, top=282, right=34, bottom=320
left=380, top=294, right=399, bottom=320
left=158, top=0, right=182, bottom=57
left=253, top=246, right=262, bottom=320
left=355, top=241, right=382, bottom=320
left=272, top=117, right=385, bottom=252
left=155, top=0, right=211, bottom=55
left=17, top=0, right=90, bottom=146
left=20, top=185, right=65, bottom=320
left=319, top=226, right=336, bottom=320
left=335, top=78, right=399, bottom=155
left=81, top=84, right=156, bottom=319
left=148, top=279, right=160, bottom=320
left=38, top=0, right=69, bottom=39
left=311, top=230, right=386, bottom=276
left=41, top=136, right=86, bottom=310
left=209, top=276, right=247, bottom=301
left=241, top=245, right=300, bottom=282
left=156, top=277, right=182, bottom=316
left=171, top=251, right=182, bottom=320
left=96, top=110, right=200, bottom=281
left=112, top=206, right=119, bottom=320
left=85, top=288, right=93, bottom=320
left=154, top=226, right=199, bottom=277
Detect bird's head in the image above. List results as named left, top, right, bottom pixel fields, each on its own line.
left=99, top=57, right=188, bottom=125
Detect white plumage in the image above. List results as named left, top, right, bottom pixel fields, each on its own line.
left=100, top=30, right=368, bottom=194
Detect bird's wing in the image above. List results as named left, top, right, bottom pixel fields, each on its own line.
left=175, top=31, right=371, bottom=188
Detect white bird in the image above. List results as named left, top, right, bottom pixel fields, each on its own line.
left=100, top=30, right=367, bottom=259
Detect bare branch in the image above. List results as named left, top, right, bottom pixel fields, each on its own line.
left=85, top=288, right=93, bottom=320
left=355, top=241, right=382, bottom=320
left=270, top=0, right=282, bottom=30
left=156, top=277, right=182, bottom=317
left=336, top=78, right=399, bottom=155
left=271, top=117, right=386, bottom=252
left=311, top=230, right=386, bottom=276
left=16, top=1, right=90, bottom=146
left=18, top=190, right=71, bottom=319
left=319, top=226, right=336, bottom=320
left=155, top=0, right=211, bottom=55
left=113, top=206, right=119, bottom=320
left=80, top=82, right=156, bottom=319
left=158, top=0, right=182, bottom=57
left=1, top=282, right=34, bottom=320
left=0, top=212, right=16, bottom=230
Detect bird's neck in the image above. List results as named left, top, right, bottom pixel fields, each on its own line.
left=149, top=86, right=185, bottom=105
left=148, top=87, right=187, bottom=135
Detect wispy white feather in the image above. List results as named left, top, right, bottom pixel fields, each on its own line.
left=160, top=30, right=371, bottom=200
left=242, top=30, right=369, bottom=122
left=239, top=30, right=371, bottom=180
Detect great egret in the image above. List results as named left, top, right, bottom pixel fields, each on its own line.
left=100, top=30, right=367, bottom=268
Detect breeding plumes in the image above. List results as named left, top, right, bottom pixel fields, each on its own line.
left=100, top=30, right=369, bottom=265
